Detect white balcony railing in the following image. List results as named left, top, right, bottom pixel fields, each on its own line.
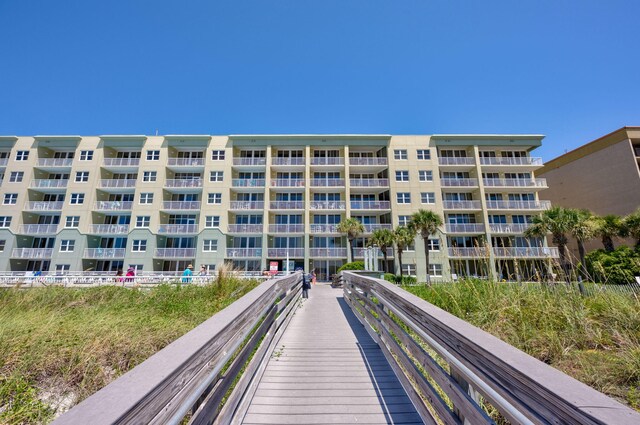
left=348, top=157, right=388, bottom=166
left=350, top=201, right=391, bottom=210
left=362, top=224, right=393, bottom=232
left=103, top=158, right=140, bottom=167
left=349, top=179, right=389, bottom=187
left=162, top=201, right=201, bottom=210
left=94, top=201, right=134, bottom=211
left=271, top=158, right=305, bottom=166
left=310, top=178, right=345, bottom=187
left=482, top=178, right=547, bottom=188
left=267, top=248, right=305, bottom=257
left=99, top=179, right=137, bottom=188
left=479, top=157, right=543, bottom=166
left=310, top=224, right=339, bottom=233
left=167, top=158, right=205, bottom=167
left=37, top=158, right=73, bottom=167
left=438, top=157, right=475, bottom=166
left=270, top=179, right=305, bottom=187
left=310, top=157, right=344, bottom=166
left=232, top=158, right=267, bottom=166
left=165, top=179, right=203, bottom=188
left=269, top=201, right=304, bottom=210
left=229, top=201, right=264, bottom=210
left=489, top=223, right=531, bottom=234
left=17, top=224, right=59, bottom=235
left=26, top=201, right=64, bottom=211
left=227, top=224, right=264, bottom=233
left=11, top=248, right=54, bottom=259
left=88, top=224, right=130, bottom=235
left=232, top=179, right=265, bottom=188
left=309, top=248, right=348, bottom=257
left=485, top=200, right=551, bottom=210
left=154, top=248, right=196, bottom=258
left=445, top=223, right=486, bottom=233
left=440, top=178, right=479, bottom=187
left=442, top=200, right=482, bottom=210
left=447, top=247, right=490, bottom=257
left=310, top=201, right=346, bottom=210
left=226, top=248, right=262, bottom=258
left=354, top=247, right=394, bottom=257
left=157, top=224, right=199, bottom=234
left=268, top=224, right=304, bottom=233
left=29, top=179, right=69, bottom=189
left=492, top=247, right=559, bottom=258
left=83, top=248, right=126, bottom=259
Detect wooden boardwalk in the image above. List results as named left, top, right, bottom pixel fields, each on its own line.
left=241, top=284, right=423, bottom=425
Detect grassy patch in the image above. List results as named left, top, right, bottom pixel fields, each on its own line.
left=403, top=280, right=640, bottom=411
left=0, top=278, right=259, bottom=424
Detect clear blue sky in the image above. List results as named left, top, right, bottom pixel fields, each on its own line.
left=1, top=0, right=639, bottom=161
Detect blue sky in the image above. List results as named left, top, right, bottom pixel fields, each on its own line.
left=0, top=0, right=638, bottom=161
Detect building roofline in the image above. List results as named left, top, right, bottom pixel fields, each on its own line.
left=229, top=134, right=392, bottom=139
left=431, top=134, right=545, bottom=139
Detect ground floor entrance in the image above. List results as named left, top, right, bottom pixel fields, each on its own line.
left=310, top=260, right=343, bottom=282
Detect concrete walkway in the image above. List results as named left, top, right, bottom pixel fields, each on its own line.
left=241, top=283, right=423, bottom=424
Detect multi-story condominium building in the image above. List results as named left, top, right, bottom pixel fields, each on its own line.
left=0, top=134, right=558, bottom=282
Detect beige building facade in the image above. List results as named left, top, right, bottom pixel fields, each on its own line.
left=0, top=134, right=557, bottom=282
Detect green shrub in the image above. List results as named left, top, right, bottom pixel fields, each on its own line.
left=384, top=273, right=397, bottom=283
left=586, top=246, right=640, bottom=285
left=337, top=261, right=365, bottom=272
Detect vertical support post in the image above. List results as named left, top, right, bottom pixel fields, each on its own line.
left=450, top=366, right=482, bottom=425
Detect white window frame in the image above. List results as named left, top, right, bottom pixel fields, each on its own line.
left=206, top=216, right=220, bottom=228
left=15, top=150, right=29, bottom=161
left=418, top=170, right=433, bottom=182
left=146, top=150, right=160, bottom=161
left=79, top=150, right=93, bottom=161
left=136, top=216, right=150, bottom=228
left=203, top=239, right=218, bottom=252
left=398, top=215, right=411, bottom=226
left=428, top=263, right=443, bottom=277
left=209, top=171, right=224, bottom=182
left=75, top=171, right=89, bottom=182
left=401, top=264, right=416, bottom=276
left=428, top=239, right=440, bottom=251
left=396, top=192, right=411, bottom=204
left=208, top=193, right=222, bottom=204
left=142, top=171, right=157, bottom=182
left=9, top=172, right=23, bottom=183
left=0, top=216, right=12, bottom=227
left=211, top=150, right=225, bottom=160
left=70, top=193, right=85, bottom=205
left=139, top=193, right=154, bottom=204
left=395, top=170, right=409, bottom=182
left=60, top=240, right=75, bottom=252
left=417, top=149, right=431, bottom=160
left=394, top=149, right=407, bottom=160
left=0, top=240, right=5, bottom=252
left=65, top=216, right=80, bottom=228
left=3, top=193, right=17, bottom=205
left=132, top=240, right=147, bottom=252
left=420, top=192, right=436, bottom=204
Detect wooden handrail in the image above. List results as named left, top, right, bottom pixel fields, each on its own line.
left=52, top=273, right=302, bottom=425
left=342, top=271, right=640, bottom=425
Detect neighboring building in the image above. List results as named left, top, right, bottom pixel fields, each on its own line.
left=0, top=134, right=557, bottom=282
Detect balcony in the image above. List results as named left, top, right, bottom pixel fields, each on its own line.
left=349, top=179, right=389, bottom=187
left=268, top=224, right=304, bottom=233
left=485, top=200, right=551, bottom=210
left=267, top=248, right=305, bottom=257
left=349, top=157, right=388, bottom=166
left=310, top=201, right=346, bottom=210
left=440, top=178, right=479, bottom=187
left=350, top=201, right=391, bottom=210
left=229, top=201, right=264, bottom=210
left=157, top=224, right=199, bottom=234
left=226, top=248, right=262, bottom=258
left=443, top=200, right=482, bottom=210
left=88, top=224, right=130, bottom=235
left=227, top=224, right=264, bottom=233
left=99, top=179, right=137, bottom=189
left=479, top=157, right=543, bottom=167
left=11, top=248, right=53, bottom=259
left=37, top=158, right=73, bottom=167
left=362, top=224, right=393, bottom=232
left=310, top=158, right=344, bottom=166
left=26, top=201, right=64, bottom=211
left=29, top=179, right=69, bottom=189
left=489, top=223, right=531, bottom=234
left=492, top=247, right=559, bottom=258
left=165, top=179, right=203, bottom=188
left=17, top=224, right=59, bottom=235
left=103, top=158, right=140, bottom=167
left=232, top=179, right=265, bottom=188
left=0, top=158, right=9, bottom=167
left=167, top=158, right=205, bottom=167
left=310, top=224, right=339, bottom=234
left=354, top=247, right=394, bottom=258
left=482, top=178, right=547, bottom=188
left=83, top=248, right=126, bottom=259
left=95, top=201, right=134, bottom=211
left=447, top=247, right=490, bottom=258
left=269, top=201, right=304, bottom=210
left=310, top=178, right=345, bottom=187
left=445, top=223, right=486, bottom=234
left=309, top=248, right=348, bottom=258
left=233, top=158, right=267, bottom=166
left=154, top=248, right=196, bottom=258
left=271, top=158, right=305, bottom=166
left=162, top=201, right=201, bottom=210
left=438, top=157, right=476, bottom=166
left=270, top=179, right=305, bottom=188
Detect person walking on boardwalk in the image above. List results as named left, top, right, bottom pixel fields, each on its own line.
left=310, top=269, right=317, bottom=285
left=182, top=264, right=193, bottom=284
left=302, top=271, right=311, bottom=298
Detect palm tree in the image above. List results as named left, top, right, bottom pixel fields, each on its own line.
left=524, top=206, right=573, bottom=279
left=567, top=209, right=597, bottom=278
left=595, top=214, right=625, bottom=252
left=409, top=209, right=443, bottom=283
left=368, top=228, right=395, bottom=273
left=624, top=208, right=640, bottom=249
left=394, top=226, right=416, bottom=276
left=337, top=218, right=365, bottom=263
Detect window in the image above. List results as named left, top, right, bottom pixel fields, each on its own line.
left=55, top=264, right=70, bottom=273
left=70, top=193, right=85, bottom=205
left=143, top=171, right=157, bottom=182
left=211, top=150, right=225, bottom=160
left=75, top=171, right=89, bottom=182
left=9, top=172, right=23, bottom=183
left=206, top=216, right=220, bottom=228
left=395, top=171, right=409, bottom=182
left=60, top=240, right=75, bottom=252
left=428, top=263, right=443, bottom=277
left=420, top=192, right=436, bottom=204
left=15, top=150, right=29, bottom=161
left=136, top=216, right=150, bottom=228
left=146, top=150, right=160, bottom=161
left=209, top=171, right=224, bottom=182
left=203, top=239, right=218, bottom=252
left=65, top=216, right=80, bottom=228
left=428, top=239, right=440, bottom=251
left=419, top=170, right=433, bottom=182
left=398, top=215, right=411, bottom=226
left=140, top=193, right=154, bottom=204
left=0, top=240, right=5, bottom=251
left=394, top=149, right=407, bottom=160
left=402, top=264, right=416, bottom=276
left=80, top=150, right=93, bottom=160
left=417, top=149, right=431, bottom=160
left=405, top=241, right=416, bottom=252
left=396, top=193, right=411, bottom=204
left=132, top=240, right=147, bottom=252
left=0, top=216, right=11, bottom=227
left=208, top=193, right=222, bottom=204
left=3, top=194, right=17, bottom=205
